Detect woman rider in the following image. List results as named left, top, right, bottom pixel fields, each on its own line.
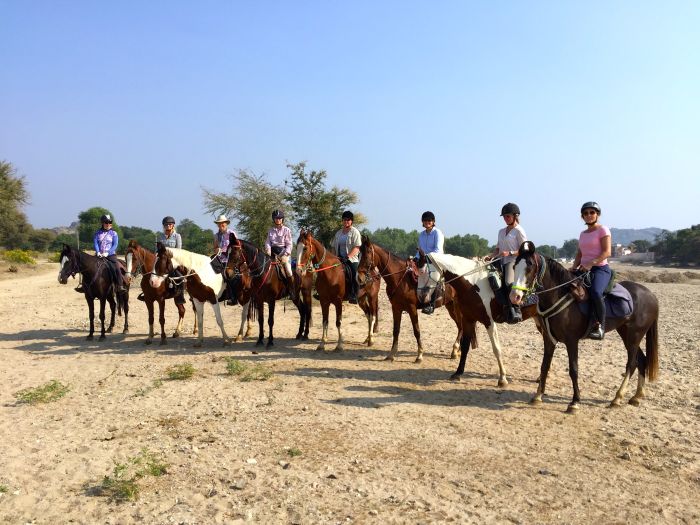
left=153, top=216, right=185, bottom=304
left=213, top=214, right=238, bottom=305
left=416, top=211, right=444, bottom=314
left=485, top=203, right=527, bottom=323
left=264, top=209, right=294, bottom=294
left=571, top=201, right=611, bottom=340
left=93, top=214, right=126, bottom=293
left=331, top=210, right=361, bottom=304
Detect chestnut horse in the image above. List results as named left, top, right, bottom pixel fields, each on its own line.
left=356, top=236, right=463, bottom=363
left=125, top=240, right=189, bottom=344
left=416, top=251, right=538, bottom=386
left=57, top=244, right=129, bottom=340
left=151, top=244, right=232, bottom=347
left=224, top=233, right=304, bottom=348
left=510, top=241, right=659, bottom=412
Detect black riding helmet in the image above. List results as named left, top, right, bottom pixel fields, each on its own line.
left=162, top=216, right=176, bottom=225
left=421, top=211, right=436, bottom=222
left=272, top=209, right=285, bottom=220
left=100, top=214, right=113, bottom=224
left=580, top=201, right=602, bottom=215
left=342, top=210, right=354, bottom=221
left=500, top=203, right=520, bottom=216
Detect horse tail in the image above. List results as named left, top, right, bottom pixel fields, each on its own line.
left=645, top=317, right=659, bottom=382
left=249, top=296, right=259, bottom=323
left=116, top=289, right=124, bottom=316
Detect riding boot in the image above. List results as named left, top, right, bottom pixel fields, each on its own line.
left=422, top=302, right=435, bottom=314
left=588, top=296, right=606, bottom=340
left=75, top=284, right=84, bottom=293
left=137, top=292, right=145, bottom=301
left=174, top=285, right=186, bottom=305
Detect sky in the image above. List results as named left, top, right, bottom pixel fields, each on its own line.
left=2, top=1, right=699, bottom=246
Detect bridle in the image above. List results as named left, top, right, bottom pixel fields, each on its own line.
left=358, top=244, right=407, bottom=286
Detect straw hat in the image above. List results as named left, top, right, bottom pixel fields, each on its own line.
left=213, top=214, right=230, bottom=224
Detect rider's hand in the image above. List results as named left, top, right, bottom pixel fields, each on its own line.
left=501, top=250, right=511, bottom=257
left=484, top=255, right=492, bottom=262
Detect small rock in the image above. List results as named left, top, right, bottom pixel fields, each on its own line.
left=278, top=460, right=290, bottom=469
left=369, top=510, right=378, bottom=516
left=246, top=458, right=257, bottom=465
left=231, top=478, right=247, bottom=490
left=538, top=468, right=553, bottom=476
left=620, top=452, right=632, bottom=461
left=327, top=473, right=338, bottom=479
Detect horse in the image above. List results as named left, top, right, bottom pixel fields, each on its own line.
left=57, top=244, right=129, bottom=340
left=510, top=241, right=659, bottom=412
left=224, top=233, right=306, bottom=348
left=151, top=244, right=233, bottom=347
left=415, top=250, right=538, bottom=386
left=356, top=236, right=463, bottom=363
left=125, top=240, right=190, bottom=344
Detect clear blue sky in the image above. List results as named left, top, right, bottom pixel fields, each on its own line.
left=2, top=1, right=698, bottom=246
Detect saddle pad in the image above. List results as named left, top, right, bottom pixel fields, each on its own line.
left=577, top=283, right=634, bottom=319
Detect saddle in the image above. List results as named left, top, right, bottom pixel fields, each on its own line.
left=571, top=270, right=633, bottom=319
left=570, top=269, right=618, bottom=303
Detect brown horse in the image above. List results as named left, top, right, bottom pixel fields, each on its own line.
left=57, top=244, right=129, bottom=340
left=510, top=241, right=659, bottom=411
left=415, top=250, right=538, bottom=386
left=356, top=236, right=463, bottom=363
left=125, top=240, right=189, bottom=344
left=224, top=233, right=302, bottom=348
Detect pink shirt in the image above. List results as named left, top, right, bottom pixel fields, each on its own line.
left=579, top=225, right=611, bottom=267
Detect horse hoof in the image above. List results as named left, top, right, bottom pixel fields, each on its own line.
left=628, top=397, right=641, bottom=407
left=414, top=356, right=423, bottom=364
left=194, top=342, right=203, bottom=348
left=267, top=342, right=274, bottom=349
left=234, top=336, right=243, bottom=343
left=296, top=333, right=303, bottom=340
left=333, top=346, right=343, bottom=353
left=255, top=340, right=264, bottom=347
left=384, top=355, right=395, bottom=362
left=609, top=399, right=622, bottom=408
left=144, top=340, right=152, bottom=345
left=497, top=378, right=509, bottom=388
left=122, top=329, right=129, bottom=334
left=301, top=335, right=309, bottom=341
left=529, top=396, right=542, bottom=405
left=172, top=333, right=179, bottom=338
left=86, top=335, right=94, bottom=341
left=449, top=373, right=462, bottom=382
left=99, top=335, right=106, bottom=341
left=566, top=403, right=579, bottom=414
left=316, top=345, right=325, bottom=352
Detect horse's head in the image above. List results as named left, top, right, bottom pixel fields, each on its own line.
left=224, top=233, right=253, bottom=290
left=295, top=229, right=315, bottom=276
left=124, top=239, right=142, bottom=283
left=357, top=234, right=375, bottom=284
left=416, top=250, right=443, bottom=305
left=149, top=242, right=173, bottom=288
left=58, top=244, right=79, bottom=284
left=510, top=241, right=539, bottom=305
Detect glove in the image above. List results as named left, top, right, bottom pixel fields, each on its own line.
left=97, top=252, right=104, bottom=258
left=101, top=252, right=109, bottom=257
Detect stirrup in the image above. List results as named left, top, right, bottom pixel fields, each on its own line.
left=421, top=304, right=434, bottom=315
left=137, top=293, right=145, bottom=302
left=588, top=324, right=604, bottom=340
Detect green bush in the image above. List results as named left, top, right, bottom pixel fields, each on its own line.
left=1, top=249, right=37, bottom=265
left=14, top=380, right=70, bottom=404
left=165, top=363, right=195, bottom=380
left=47, top=252, right=62, bottom=263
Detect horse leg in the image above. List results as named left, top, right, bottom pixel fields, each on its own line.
left=235, top=301, right=249, bottom=342
left=614, top=324, right=645, bottom=407
left=173, top=302, right=186, bottom=338
left=446, top=301, right=461, bottom=359
left=145, top=299, right=155, bottom=345
left=531, top=337, right=556, bottom=405
left=98, top=298, right=107, bottom=341
left=211, top=303, right=231, bottom=346
left=256, top=300, right=265, bottom=347
left=193, top=301, right=205, bottom=348
left=565, top=341, right=581, bottom=413
left=86, top=297, right=95, bottom=340
left=317, top=301, right=330, bottom=352
left=407, top=307, right=423, bottom=363
left=295, top=300, right=306, bottom=340
left=450, top=325, right=474, bottom=381
left=386, top=305, right=403, bottom=361
left=484, top=323, right=508, bottom=387
left=122, top=291, right=129, bottom=334
left=191, top=300, right=198, bottom=335
left=361, top=302, right=373, bottom=346
left=266, top=300, right=275, bottom=348
left=158, top=298, right=166, bottom=345
left=106, top=295, right=116, bottom=333
left=629, top=351, right=647, bottom=407
left=333, top=301, right=343, bottom=352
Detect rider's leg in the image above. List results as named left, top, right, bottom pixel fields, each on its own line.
left=587, top=265, right=611, bottom=340
left=349, top=261, right=359, bottom=304
left=504, top=261, right=522, bottom=324
left=107, top=255, right=126, bottom=292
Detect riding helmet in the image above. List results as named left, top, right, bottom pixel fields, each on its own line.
left=500, top=203, right=520, bottom=216
left=162, top=216, right=176, bottom=225
left=272, top=209, right=285, bottom=220
left=580, top=201, right=602, bottom=215
left=100, top=214, right=113, bottom=224
left=421, top=211, right=436, bottom=222
left=342, top=210, right=354, bottom=221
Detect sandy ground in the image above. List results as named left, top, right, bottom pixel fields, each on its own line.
left=0, top=261, right=699, bottom=524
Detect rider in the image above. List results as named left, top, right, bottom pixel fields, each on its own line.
left=150, top=216, right=185, bottom=305
left=416, top=211, right=444, bottom=314
left=264, top=209, right=294, bottom=293
left=213, top=214, right=238, bottom=305
left=485, top=203, right=527, bottom=324
left=331, top=210, right=361, bottom=304
left=92, top=214, right=126, bottom=293
left=570, top=201, right=612, bottom=340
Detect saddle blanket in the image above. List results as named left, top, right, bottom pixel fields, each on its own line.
left=578, top=283, right=634, bottom=319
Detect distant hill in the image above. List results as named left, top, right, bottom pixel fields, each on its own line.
left=610, top=227, right=663, bottom=246
left=49, top=221, right=79, bottom=235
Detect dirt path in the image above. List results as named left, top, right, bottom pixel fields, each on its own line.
left=0, top=263, right=698, bottom=524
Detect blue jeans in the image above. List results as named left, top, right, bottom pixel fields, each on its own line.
left=588, top=265, right=612, bottom=300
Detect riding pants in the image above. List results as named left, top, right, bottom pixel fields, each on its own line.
left=588, top=264, right=612, bottom=325
left=106, top=255, right=125, bottom=290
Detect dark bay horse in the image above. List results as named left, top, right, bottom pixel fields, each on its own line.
left=357, top=236, right=462, bottom=363
left=125, top=240, right=190, bottom=345
left=510, top=241, right=659, bottom=412
left=416, top=251, right=538, bottom=386
left=224, top=233, right=302, bottom=348
left=57, top=244, right=129, bottom=340
left=151, top=245, right=232, bottom=347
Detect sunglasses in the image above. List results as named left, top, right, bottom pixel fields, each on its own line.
left=582, top=210, right=598, bottom=216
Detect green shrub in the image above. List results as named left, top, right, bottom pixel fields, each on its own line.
left=14, top=380, right=70, bottom=405
left=47, top=252, right=62, bottom=263
left=1, top=249, right=37, bottom=265
left=241, top=364, right=273, bottom=382
left=287, top=447, right=302, bottom=457
left=225, top=357, right=247, bottom=376
left=165, top=363, right=195, bottom=380
left=97, top=448, right=168, bottom=502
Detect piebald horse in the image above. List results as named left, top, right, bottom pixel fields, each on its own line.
left=151, top=244, right=234, bottom=347
left=510, top=241, right=659, bottom=412
left=416, top=250, right=538, bottom=386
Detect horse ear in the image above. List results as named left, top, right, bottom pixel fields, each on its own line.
left=156, top=241, right=165, bottom=253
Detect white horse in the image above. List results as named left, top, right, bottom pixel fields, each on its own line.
left=416, top=252, right=509, bottom=387
left=150, top=246, right=247, bottom=347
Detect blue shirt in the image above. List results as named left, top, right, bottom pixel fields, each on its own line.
left=417, top=228, right=444, bottom=256
left=94, top=228, right=118, bottom=256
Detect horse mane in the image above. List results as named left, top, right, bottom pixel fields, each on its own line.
left=428, top=253, right=484, bottom=283
left=237, top=238, right=269, bottom=268
left=360, top=238, right=405, bottom=265
left=542, top=254, right=574, bottom=283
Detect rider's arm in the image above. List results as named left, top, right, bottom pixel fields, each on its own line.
left=93, top=231, right=101, bottom=254
left=435, top=229, right=444, bottom=253
left=175, top=233, right=182, bottom=249
left=283, top=227, right=292, bottom=256
left=108, top=231, right=118, bottom=256
left=571, top=247, right=582, bottom=270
